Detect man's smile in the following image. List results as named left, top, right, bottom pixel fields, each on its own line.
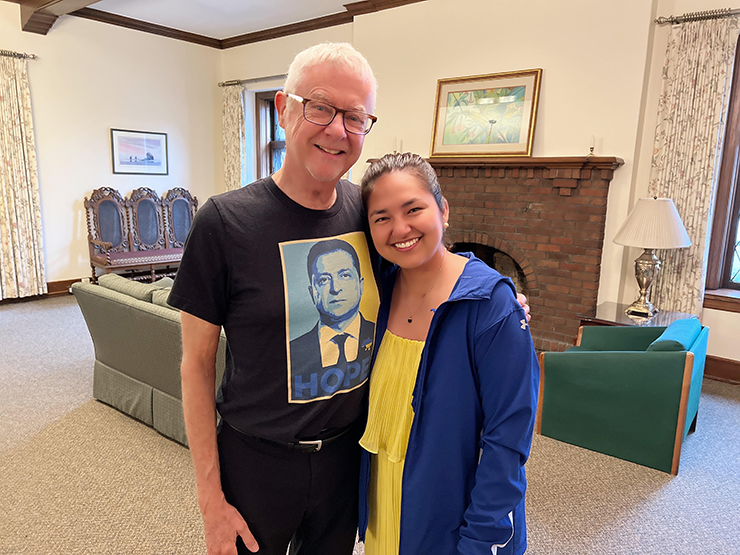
left=316, top=145, right=344, bottom=155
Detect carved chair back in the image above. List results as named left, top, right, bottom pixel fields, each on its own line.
left=126, top=187, right=166, bottom=251
left=162, top=188, right=198, bottom=248
left=84, top=187, right=129, bottom=253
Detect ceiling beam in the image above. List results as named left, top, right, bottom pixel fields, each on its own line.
left=10, top=0, right=101, bottom=34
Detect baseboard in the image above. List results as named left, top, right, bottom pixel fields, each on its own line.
left=705, top=355, right=740, bottom=385
left=0, top=278, right=83, bottom=305
left=46, top=278, right=83, bottom=296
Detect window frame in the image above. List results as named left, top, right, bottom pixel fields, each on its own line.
left=706, top=34, right=740, bottom=294
left=255, top=90, right=285, bottom=179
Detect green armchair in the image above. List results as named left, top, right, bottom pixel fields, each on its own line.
left=536, top=319, right=709, bottom=474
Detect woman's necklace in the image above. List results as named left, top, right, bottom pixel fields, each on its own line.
left=400, top=252, right=447, bottom=324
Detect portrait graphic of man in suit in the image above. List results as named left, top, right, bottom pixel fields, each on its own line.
left=289, top=238, right=375, bottom=402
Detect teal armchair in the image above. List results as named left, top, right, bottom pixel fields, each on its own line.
left=536, top=319, right=709, bottom=474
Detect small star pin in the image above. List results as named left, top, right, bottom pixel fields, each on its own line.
left=520, top=319, right=529, bottom=330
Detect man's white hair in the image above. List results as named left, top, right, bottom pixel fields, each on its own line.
left=284, top=42, right=377, bottom=111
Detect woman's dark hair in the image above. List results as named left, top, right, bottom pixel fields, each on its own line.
left=360, top=152, right=445, bottom=212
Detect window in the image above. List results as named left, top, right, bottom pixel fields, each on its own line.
left=725, top=187, right=740, bottom=287
left=707, top=35, right=740, bottom=292
left=255, top=91, right=285, bottom=178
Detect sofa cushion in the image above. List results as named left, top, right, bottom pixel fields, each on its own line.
left=151, top=287, right=176, bottom=309
left=97, top=273, right=172, bottom=302
left=646, top=318, right=702, bottom=352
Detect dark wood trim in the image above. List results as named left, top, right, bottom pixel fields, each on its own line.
left=12, top=0, right=99, bottom=34
left=706, top=34, right=740, bottom=289
left=344, top=0, right=427, bottom=17
left=20, top=5, right=57, bottom=34
left=47, top=278, right=81, bottom=295
left=424, top=155, right=625, bottom=171
left=221, top=13, right=354, bottom=49
left=705, top=355, right=740, bottom=384
left=703, top=290, right=740, bottom=313
left=70, top=8, right=222, bottom=49
left=367, top=156, right=625, bottom=171
left=222, top=0, right=425, bottom=48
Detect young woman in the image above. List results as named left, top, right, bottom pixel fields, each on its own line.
left=358, top=153, right=539, bottom=555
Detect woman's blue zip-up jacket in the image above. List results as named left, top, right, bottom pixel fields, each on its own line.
left=359, top=253, right=539, bottom=555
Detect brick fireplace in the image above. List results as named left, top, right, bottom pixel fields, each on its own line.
left=429, top=156, right=624, bottom=352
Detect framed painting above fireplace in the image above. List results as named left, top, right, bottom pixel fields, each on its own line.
left=430, top=69, right=542, bottom=157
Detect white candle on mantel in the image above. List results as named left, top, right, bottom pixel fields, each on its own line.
left=590, top=135, right=595, bottom=151
left=393, top=137, right=398, bottom=153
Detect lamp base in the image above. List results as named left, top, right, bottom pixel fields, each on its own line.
left=625, top=248, right=661, bottom=319
left=625, top=299, right=658, bottom=318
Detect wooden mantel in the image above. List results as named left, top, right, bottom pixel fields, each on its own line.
left=368, top=156, right=625, bottom=175
left=425, top=156, right=624, bottom=171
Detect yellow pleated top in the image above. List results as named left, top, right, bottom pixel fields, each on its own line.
left=359, top=330, right=425, bottom=555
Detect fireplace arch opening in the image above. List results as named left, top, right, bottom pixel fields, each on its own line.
left=451, top=242, right=529, bottom=297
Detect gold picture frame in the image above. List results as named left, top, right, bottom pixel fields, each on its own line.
left=430, top=69, right=542, bottom=157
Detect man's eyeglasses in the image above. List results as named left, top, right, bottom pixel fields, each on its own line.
left=287, top=93, right=377, bottom=135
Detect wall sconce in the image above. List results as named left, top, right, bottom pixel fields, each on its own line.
left=613, top=197, right=691, bottom=318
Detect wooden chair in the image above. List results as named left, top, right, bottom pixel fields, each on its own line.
left=84, top=187, right=130, bottom=283
left=162, top=187, right=198, bottom=248
left=127, top=187, right=166, bottom=251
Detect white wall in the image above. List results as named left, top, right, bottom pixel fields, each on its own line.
left=0, top=2, right=223, bottom=283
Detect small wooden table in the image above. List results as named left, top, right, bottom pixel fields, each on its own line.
left=578, top=301, right=696, bottom=328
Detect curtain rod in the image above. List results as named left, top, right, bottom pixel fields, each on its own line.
left=655, top=7, right=738, bottom=24
left=0, top=49, right=38, bottom=59
left=218, top=73, right=287, bottom=87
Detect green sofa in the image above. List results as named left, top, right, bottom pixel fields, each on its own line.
left=536, top=319, right=709, bottom=474
left=72, top=274, right=227, bottom=446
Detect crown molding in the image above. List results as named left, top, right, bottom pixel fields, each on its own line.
left=70, top=7, right=221, bottom=48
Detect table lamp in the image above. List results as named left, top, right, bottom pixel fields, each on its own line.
left=613, top=197, right=691, bottom=318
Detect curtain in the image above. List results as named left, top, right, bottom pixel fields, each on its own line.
left=222, top=84, right=247, bottom=191
left=0, top=55, right=46, bottom=300
left=647, top=17, right=739, bottom=315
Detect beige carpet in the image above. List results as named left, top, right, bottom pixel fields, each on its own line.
left=0, top=401, right=205, bottom=554
left=2, top=295, right=739, bottom=554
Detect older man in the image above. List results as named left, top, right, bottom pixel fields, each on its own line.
left=169, top=43, right=380, bottom=555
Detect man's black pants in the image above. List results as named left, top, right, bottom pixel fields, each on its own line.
left=218, top=422, right=361, bottom=555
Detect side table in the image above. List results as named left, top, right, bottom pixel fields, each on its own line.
left=578, top=301, right=697, bottom=329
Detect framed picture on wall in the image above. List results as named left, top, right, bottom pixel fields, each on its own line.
left=430, top=69, right=542, bottom=157
left=111, top=129, right=168, bottom=175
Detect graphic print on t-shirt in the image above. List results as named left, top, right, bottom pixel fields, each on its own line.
left=281, top=231, right=379, bottom=403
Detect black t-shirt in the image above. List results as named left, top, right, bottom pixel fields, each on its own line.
left=169, top=177, right=379, bottom=443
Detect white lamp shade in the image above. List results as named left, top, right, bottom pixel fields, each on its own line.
left=613, top=197, right=692, bottom=249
